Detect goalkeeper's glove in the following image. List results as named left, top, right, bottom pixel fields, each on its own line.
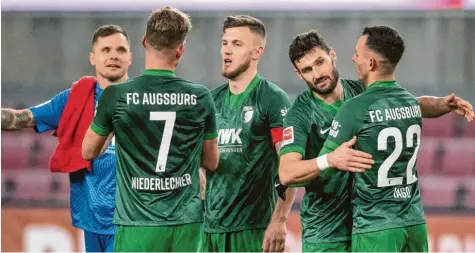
left=275, top=176, right=288, bottom=201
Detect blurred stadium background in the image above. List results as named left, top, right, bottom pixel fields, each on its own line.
left=1, top=0, right=475, bottom=251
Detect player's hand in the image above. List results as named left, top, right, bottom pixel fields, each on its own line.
left=262, top=220, right=287, bottom=252
left=327, top=136, right=374, bottom=173
left=275, top=176, right=288, bottom=201
left=443, top=93, right=474, bottom=122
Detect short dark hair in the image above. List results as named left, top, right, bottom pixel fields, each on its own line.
left=92, top=24, right=129, bottom=46
left=362, top=25, right=405, bottom=70
left=223, top=15, right=266, bottom=39
left=146, top=6, right=192, bottom=50
left=288, top=30, right=331, bottom=68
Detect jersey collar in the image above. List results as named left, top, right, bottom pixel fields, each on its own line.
left=225, top=74, right=261, bottom=109
left=142, top=69, right=176, bottom=77
left=309, top=89, right=345, bottom=114
left=366, top=80, right=397, bottom=90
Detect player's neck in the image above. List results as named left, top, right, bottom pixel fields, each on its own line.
left=313, top=79, right=344, bottom=104
left=365, top=73, right=396, bottom=88
left=96, top=75, right=128, bottom=89
left=228, top=67, right=258, bottom=95
left=144, top=52, right=177, bottom=73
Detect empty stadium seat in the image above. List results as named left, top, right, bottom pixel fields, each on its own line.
left=419, top=176, right=458, bottom=208
left=1, top=132, right=34, bottom=169
left=440, top=139, right=475, bottom=176
left=422, top=114, right=456, bottom=138
left=463, top=120, right=475, bottom=138
left=416, top=138, right=440, bottom=175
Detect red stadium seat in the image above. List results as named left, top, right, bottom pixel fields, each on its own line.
left=1, top=132, right=34, bottom=169
left=463, top=120, right=475, bottom=138
left=465, top=183, right=475, bottom=209
left=422, top=114, right=456, bottom=138
left=419, top=176, right=457, bottom=208
left=10, top=170, right=51, bottom=200
left=439, top=139, right=475, bottom=176
left=416, top=138, right=440, bottom=175
left=36, top=134, right=58, bottom=169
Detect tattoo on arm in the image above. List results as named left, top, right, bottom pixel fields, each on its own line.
left=1, top=109, right=35, bottom=131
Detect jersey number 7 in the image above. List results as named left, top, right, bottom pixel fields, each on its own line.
left=377, top=124, right=421, bottom=187
left=150, top=112, right=176, bottom=172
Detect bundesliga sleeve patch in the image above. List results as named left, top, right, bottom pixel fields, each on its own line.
left=282, top=126, right=294, bottom=147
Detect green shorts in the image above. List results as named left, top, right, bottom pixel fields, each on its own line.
left=200, top=229, right=265, bottom=252
left=114, top=223, right=202, bottom=252
left=352, top=223, right=428, bottom=252
left=303, top=241, right=351, bottom=252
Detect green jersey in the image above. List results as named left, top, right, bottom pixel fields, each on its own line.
left=279, top=79, right=364, bottom=244
left=91, top=69, right=218, bottom=226
left=321, top=81, right=426, bottom=235
left=204, top=74, right=291, bottom=233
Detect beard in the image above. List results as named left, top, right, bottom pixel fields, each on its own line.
left=99, top=70, right=126, bottom=83
left=306, top=64, right=340, bottom=96
left=221, top=55, right=252, bottom=80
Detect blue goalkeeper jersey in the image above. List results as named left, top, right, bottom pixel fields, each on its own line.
left=30, top=83, right=116, bottom=235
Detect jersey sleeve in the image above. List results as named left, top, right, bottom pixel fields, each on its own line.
left=321, top=101, right=365, bottom=153
left=90, top=85, right=118, bottom=136
left=265, top=89, right=292, bottom=129
left=203, top=90, right=218, bottom=140
left=279, top=105, right=310, bottom=157
left=29, top=88, right=71, bottom=133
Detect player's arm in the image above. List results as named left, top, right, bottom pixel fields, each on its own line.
left=1, top=109, right=36, bottom=131
left=279, top=104, right=373, bottom=186
left=263, top=90, right=294, bottom=252
left=2, top=89, right=71, bottom=132
left=417, top=94, right=473, bottom=122
left=201, top=91, right=219, bottom=171
left=317, top=102, right=373, bottom=179
left=82, top=86, right=116, bottom=161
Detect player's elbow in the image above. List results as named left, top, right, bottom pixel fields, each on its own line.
left=82, top=139, right=98, bottom=161
left=278, top=164, right=294, bottom=186
left=202, top=139, right=219, bottom=171
left=202, top=153, right=219, bottom=172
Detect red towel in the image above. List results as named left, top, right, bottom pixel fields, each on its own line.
left=49, top=76, right=97, bottom=173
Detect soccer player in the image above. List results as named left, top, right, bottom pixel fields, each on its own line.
left=82, top=6, right=219, bottom=252
left=278, top=29, right=474, bottom=252
left=1, top=25, right=132, bottom=252
left=318, top=25, right=471, bottom=252
left=202, top=15, right=296, bottom=252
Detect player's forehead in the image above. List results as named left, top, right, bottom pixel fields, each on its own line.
left=222, top=26, right=254, bottom=43
left=295, top=47, right=329, bottom=69
left=355, top=35, right=367, bottom=53
left=93, top=33, right=130, bottom=50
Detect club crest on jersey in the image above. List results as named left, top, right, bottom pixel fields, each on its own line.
left=241, top=106, right=255, bottom=123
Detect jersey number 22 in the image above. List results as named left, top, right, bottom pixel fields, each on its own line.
left=377, top=124, right=421, bottom=187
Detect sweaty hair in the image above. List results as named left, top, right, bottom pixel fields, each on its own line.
left=92, top=24, right=130, bottom=46
left=288, top=30, right=330, bottom=68
left=223, top=15, right=266, bottom=40
left=362, top=25, right=405, bottom=71
left=145, top=6, right=192, bottom=50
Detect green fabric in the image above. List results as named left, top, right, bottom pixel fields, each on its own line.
left=302, top=241, right=351, bottom=252
left=142, top=69, right=176, bottom=77
left=92, top=74, right=217, bottom=226
left=277, top=79, right=364, bottom=244
left=204, top=77, right=291, bottom=233
left=114, top=223, right=203, bottom=252
left=351, top=223, right=428, bottom=252
left=200, top=229, right=265, bottom=252
left=321, top=81, right=425, bottom=234
left=225, top=74, right=261, bottom=109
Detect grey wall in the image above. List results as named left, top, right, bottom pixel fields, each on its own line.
left=2, top=11, right=474, bottom=105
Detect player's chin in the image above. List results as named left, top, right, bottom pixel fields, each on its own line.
left=104, top=72, right=126, bottom=82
